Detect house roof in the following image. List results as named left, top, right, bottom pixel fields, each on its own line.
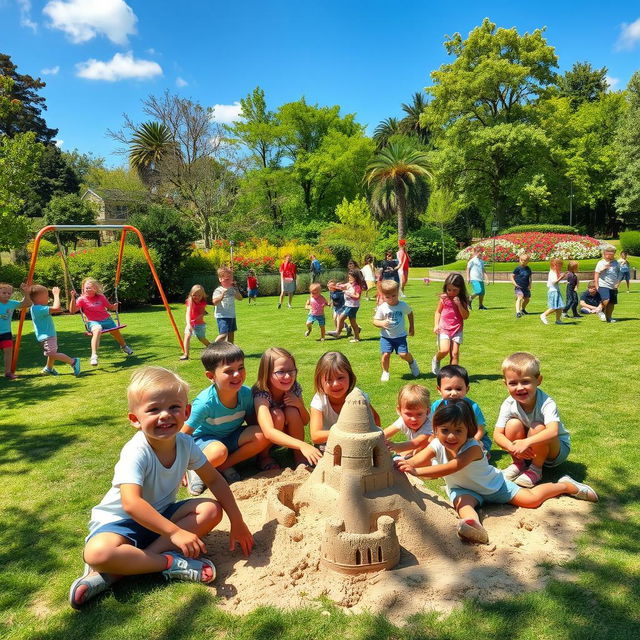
left=81, top=188, right=146, bottom=203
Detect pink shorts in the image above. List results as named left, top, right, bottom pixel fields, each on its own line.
left=0, top=337, right=13, bottom=349
left=41, top=337, right=58, bottom=356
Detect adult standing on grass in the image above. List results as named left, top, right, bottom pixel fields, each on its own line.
left=380, top=249, right=400, bottom=284
left=309, top=254, right=322, bottom=284
left=397, top=239, right=410, bottom=297
left=594, top=246, right=621, bottom=323
left=466, top=246, right=488, bottom=310
left=278, top=254, right=297, bottom=309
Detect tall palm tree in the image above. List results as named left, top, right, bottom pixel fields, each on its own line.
left=128, top=121, right=178, bottom=190
left=373, top=117, right=400, bottom=148
left=400, top=92, right=431, bottom=146
left=366, top=140, right=433, bottom=239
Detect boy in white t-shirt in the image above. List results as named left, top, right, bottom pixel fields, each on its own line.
left=69, top=366, right=254, bottom=609
left=384, top=384, right=432, bottom=456
left=373, top=280, right=420, bottom=382
left=466, top=246, right=488, bottom=309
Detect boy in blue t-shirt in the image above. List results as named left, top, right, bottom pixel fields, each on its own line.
left=0, top=282, right=30, bottom=379
left=432, top=364, right=491, bottom=454
left=510, top=253, right=533, bottom=318
left=182, top=342, right=268, bottom=493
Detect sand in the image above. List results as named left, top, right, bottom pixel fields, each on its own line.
left=202, top=467, right=592, bottom=622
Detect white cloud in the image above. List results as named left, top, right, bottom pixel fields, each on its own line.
left=616, top=18, right=640, bottom=51
left=41, top=65, right=60, bottom=75
left=54, top=139, right=64, bottom=147
left=18, top=0, right=37, bottom=31
left=605, top=75, right=620, bottom=89
left=210, top=102, right=243, bottom=123
left=43, top=0, right=137, bottom=45
left=176, top=76, right=188, bottom=87
left=76, top=52, right=162, bottom=82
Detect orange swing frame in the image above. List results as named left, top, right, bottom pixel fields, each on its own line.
left=11, top=224, right=184, bottom=374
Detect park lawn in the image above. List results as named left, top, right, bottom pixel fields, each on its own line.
left=1, top=282, right=639, bottom=640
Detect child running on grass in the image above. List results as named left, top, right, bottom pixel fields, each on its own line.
left=69, top=366, right=254, bottom=609
left=304, top=283, right=330, bottom=340
left=246, top=269, right=258, bottom=304
left=493, top=352, right=571, bottom=488
left=619, top=251, right=631, bottom=293
left=329, top=270, right=365, bottom=342
left=466, top=246, right=488, bottom=310
left=540, top=258, right=565, bottom=325
left=397, top=400, right=597, bottom=544
left=29, top=284, right=81, bottom=377
left=511, top=253, right=532, bottom=318
left=309, top=351, right=381, bottom=450
left=384, top=384, right=432, bottom=456
left=0, top=282, right=30, bottom=379
left=432, top=273, right=470, bottom=375
left=212, top=267, right=242, bottom=343
left=180, top=284, right=210, bottom=360
left=253, top=347, right=321, bottom=468
left=69, top=278, right=134, bottom=366
left=182, top=342, right=269, bottom=491
left=562, top=261, right=580, bottom=319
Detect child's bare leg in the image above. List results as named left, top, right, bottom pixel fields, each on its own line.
left=453, top=495, right=481, bottom=524
left=510, top=480, right=578, bottom=509
left=526, top=422, right=560, bottom=468
left=3, top=346, right=12, bottom=375
left=214, top=332, right=229, bottom=343
left=283, top=406, right=307, bottom=466
left=219, top=425, right=270, bottom=470
left=52, top=351, right=74, bottom=366
left=90, top=328, right=102, bottom=355
left=109, top=329, right=126, bottom=348
left=257, top=408, right=285, bottom=468
left=182, top=327, right=192, bottom=357
left=197, top=336, right=210, bottom=347
left=503, top=418, right=527, bottom=444
left=319, top=325, right=325, bottom=340
left=381, top=352, right=391, bottom=373
left=453, top=495, right=488, bottom=542
left=450, top=341, right=460, bottom=365
left=349, top=317, right=360, bottom=340
left=435, top=337, right=450, bottom=364
left=202, top=442, right=229, bottom=468
left=227, top=331, right=235, bottom=344
left=305, top=321, right=313, bottom=337
left=523, top=296, right=530, bottom=311
left=335, top=314, right=346, bottom=335
left=398, top=351, right=416, bottom=367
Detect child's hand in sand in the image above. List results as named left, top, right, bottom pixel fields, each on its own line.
left=396, top=459, right=417, bottom=475
left=170, top=529, right=207, bottom=558
left=300, top=442, right=322, bottom=466
left=229, top=520, right=254, bottom=556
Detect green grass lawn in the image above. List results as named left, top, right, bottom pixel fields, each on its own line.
left=2, top=283, right=639, bottom=640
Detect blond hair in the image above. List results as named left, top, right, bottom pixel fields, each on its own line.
left=550, top=257, right=563, bottom=271
left=309, top=282, right=322, bottom=295
left=397, top=384, right=430, bottom=410
left=501, top=352, right=541, bottom=378
left=187, top=284, right=206, bottom=302
left=254, top=347, right=297, bottom=392
left=127, top=366, right=189, bottom=410
left=217, top=266, right=232, bottom=279
left=0, top=282, right=13, bottom=293
left=82, top=277, right=104, bottom=295
left=380, top=279, right=399, bottom=295
left=567, top=260, right=578, bottom=272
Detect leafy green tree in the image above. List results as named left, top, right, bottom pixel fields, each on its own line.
left=557, top=61, right=609, bottom=109
left=373, top=117, right=401, bottom=148
left=366, top=140, right=432, bottom=239
left=43, top=193, right=96, bottom=248
left=399, top=92, right=431, bottom=145
left=62, top=149, right=106, bottom=184
left=83, top=166, right=147, bottom=194
left=128, top=121, right=179, bottom=189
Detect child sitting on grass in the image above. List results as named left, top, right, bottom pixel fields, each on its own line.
left=69, top=366, right=254, bottom=609
left=579, top=281, right=606, bottom=320
left=397, top=400, right=597, bottom=544
left=384, top=384, right=432, bottom=456
left=29, top=284, right=80, bottom=377
left=0, top=282, right=30, bottom=379
left=304, top=283, right=329, bottom=340
left=493, top=352, right=571, bottom=488
left=182, top=342, right=269, bottom=491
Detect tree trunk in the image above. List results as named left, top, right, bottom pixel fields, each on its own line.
left=396, top=182, right=407, bottom=239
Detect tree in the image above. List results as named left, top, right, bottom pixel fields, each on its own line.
left=128, top=121, right=179, bottom=189
left=425, top=187, right=462, bottom=265
left=366, top=140, right=432, bottom=239
left=0, top=53, right=57, bottom=142
left=43, top=193, right=96, bottom=248
left=557, top=62, right=608, bottom=109
left=62, top=149, right=105, bottom=184
left=373, top=118, right=401, bottom=148
left=399, top=92, right=431, bottom=145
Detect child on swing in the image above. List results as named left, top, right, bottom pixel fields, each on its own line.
left=69, top=278, right=133, bottom=366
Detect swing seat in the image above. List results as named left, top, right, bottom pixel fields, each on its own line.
left=84, top=324, right=127, bottom=337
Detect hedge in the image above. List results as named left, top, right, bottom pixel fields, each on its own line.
left=620, top=231, right=640, bottom=256
left=502, top=224, right=579, bottom=234
left=0, top=263, right=28, bottom=288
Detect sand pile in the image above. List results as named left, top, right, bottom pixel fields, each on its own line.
left=202, top=466, right=592, bottom=621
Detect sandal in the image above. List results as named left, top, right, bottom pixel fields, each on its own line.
left=179, top=355, right=189, bottom=361
left=257, top=456, right=281, bottom=472
left=162, top=552, right=216, bottom=584
left=69, top=567, right=114, bottom=609
left=221, top=466, right=242, bottom=484
left=456, top=519, right=489, bottom=544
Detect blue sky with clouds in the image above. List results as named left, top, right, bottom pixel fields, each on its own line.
left=2, top=1, right=640, bottom=165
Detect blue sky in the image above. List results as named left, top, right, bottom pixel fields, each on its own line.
left=2, top=1, right=640, bottom=165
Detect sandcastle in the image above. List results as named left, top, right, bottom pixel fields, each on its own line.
left=267, top=388, right=442, bottom=573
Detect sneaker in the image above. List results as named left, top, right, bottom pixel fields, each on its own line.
left=558, top=475, right=598, bottom=502
left=162, top=552, right=216, bottom=584
left=90, top=354, right=98, bottom=366
left=456, top=519, right=489, bottom=544
left=349, top=338, right=360, bottom=343
left=186, top=470, right=205, bottom=496
left=121, top=345, right=134, bottom=356
left=287, top=304, right=292, bottom=309
left=409, top=359, right=420, bottom=377
left=516, top=312, right=522, bottom=318
left=598, top=312, right=607, bottom=321
left=608, top=318, right=617, bottom=323
left=540, top=313, right=549, bottom=325
left=380, top=370, right=390, bottom=382
left=555, top=320, right=564, bottom=325
left=72, top=358, right=81, bottom=377
left=431, top=356, right=441, bottom=375
left=345, top=325, right=353, bottom=337
left=515, top=465, right=542, bottom=488
left=5, top=372, right=17, bottom=380
left=69, top=567, right=115, bottom=609
left=277, top=303, right=282, bottom=309
left=304, top=327, right=311, bottom=337
left=221, top=466, right=241, bottom=484
left=479, top=305, right=488, bottom=310
left=502, top=459, right=528, bottom=482
left=42, top=367, right=59, bottom=376
left=521, top=309, right=529, bottom=315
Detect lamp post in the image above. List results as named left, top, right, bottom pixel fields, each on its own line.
left=569, top=180, right=574, bottom=227
left=491, top=219, right=499, bottom=284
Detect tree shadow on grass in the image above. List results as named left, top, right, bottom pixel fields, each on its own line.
left=0, top=424, right=77, bottom=468
left=468, top=373, right=503, bottom=383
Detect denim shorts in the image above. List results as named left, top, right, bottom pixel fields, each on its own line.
left=190, top=323, right=207, bottom=339
left=247, top=288, right=258, bottom=297
left=193, top=428, right=244, bottom=454
left=341, top=306, right=359, bottom=318
left=471, top=280, right=485, bottom=295
left=307, top=314, right=326, bottom=326
left=333, top=306, right=344, bottom=317
left=87, top=499, right=190, bottom=546
left=380, top=335, right=408, bottom=354
left=598, top=287, right=618, bottom=304
left=620, top=270, right=630, bottom=283
left=543, top=438, right=571, bottom=468
left=514, top=286, right=530, bottom=298
left=87, top=318, right=117, bottom=332
left=448, top=478, right=520, bottom=507
left=216, top=317, right=237, bottom=334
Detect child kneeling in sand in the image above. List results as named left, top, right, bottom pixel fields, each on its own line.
left=397, top=400, right=597, bottom=544
left=69, top=366, right=254, bottom=609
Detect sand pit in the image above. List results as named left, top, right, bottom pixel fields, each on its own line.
left=202, top=466, right=593, bottom=622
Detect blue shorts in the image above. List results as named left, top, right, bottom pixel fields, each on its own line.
left=341, top=306, right=359, bottom=318
left=193, top=428, right=245, bottom=454
left=448, top=478, right=520, bottom=507
left=87, top=318, right=117, bottom=332
left=547, top=289, right=564, bottom=309
left=620, top=270, right=630, bottom=283
left=380, top=335, right=408, bottom=354
left=216, top=317, right=237, bottom=334
left=598, top=287, right=618, bottom=304
left=471, top=280, right=485, bottom=295
left=333, top=306, right=344, bottom=317
left=87, top=499, right=191, bottom=546
left=190, top=324, right=206, bottom=339
left=481, top=434, right=492, bottom=452
left=247, top=288, right=258, bottom=297
left=514, top=286, right=530, bottom=298
left=307, top=314, right=326, bottom=326
left=543, top=438, right=571, bottom=468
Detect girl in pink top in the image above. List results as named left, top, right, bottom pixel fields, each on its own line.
left=180, top=284, right=211, bottom=360
left=69, top=278, right=133, bottom=367
left=432, top=273, right=470, bottom=374
left=304, top=283, right=330, bottom=340
left=330, top=269, right=365, bottom=342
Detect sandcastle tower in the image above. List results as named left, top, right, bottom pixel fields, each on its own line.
left=267, top=389, right=435, bottom=574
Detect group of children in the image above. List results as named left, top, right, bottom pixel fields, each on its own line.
left=69, top=344, right=597, bottom=608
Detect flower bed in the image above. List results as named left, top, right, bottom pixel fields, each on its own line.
left=456, top=232, right=603, bottom=263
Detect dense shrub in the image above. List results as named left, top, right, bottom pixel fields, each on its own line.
left=0, top=263, right=28, bottom=287
left=371, top=227, right=457, bottom=266
left=321, top=242, right=352, bottom=267
left=620, top=231, right=640, bottom=256
left=26, top=237, right=58, bottom=257
left=502, top=224, right=579, bottom=234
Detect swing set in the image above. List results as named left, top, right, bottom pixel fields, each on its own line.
left=10, top=224, right=184, bottom=374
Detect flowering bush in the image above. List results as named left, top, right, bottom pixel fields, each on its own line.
left=456, top=233, right=603, bottom=263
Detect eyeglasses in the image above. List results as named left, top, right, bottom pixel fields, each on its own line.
left=273, top=369, right=297, bottom=379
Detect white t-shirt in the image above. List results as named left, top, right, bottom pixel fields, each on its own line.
left=595, top=259, right=620, bottom=289
left=310, top=387, right=371, bottom=431
left=213, top=286, right=237, bottom=318
left=467, top=257, right=485, bottom=281
left=88, top=431, right=207, bottom=536
left=495, top=389, right=570, bottom=446
left=361, top=264, right=375, bottom=282
left=390, top=415, right=432, bottom=439
left=374, top=301, right=412, bottom=339
left=546, top=270, right=561, bottom=291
